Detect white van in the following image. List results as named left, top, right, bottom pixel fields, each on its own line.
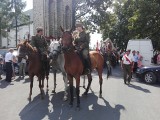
left=126, top=39, right=154, bottom=66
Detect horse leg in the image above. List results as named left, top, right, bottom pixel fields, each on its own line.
left=52, top=69, right=57, bottom=93
left=83, top=74, right=92, bottom=96
left=38, top=76, right=44, bottom=99
left=68, top=75, right=73, bottom=107
left=83, top=75, right=85, bottom=89
left=63, top=72, right=68, bottom=101
left=75, top=75, right=80, bottom=110
left=28, top=75, right=34, bottom=101
left=97, top=68, right=103, bottom=98
left=46, top=75, right=49, bottom=91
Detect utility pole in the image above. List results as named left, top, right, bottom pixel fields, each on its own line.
left=14, top=0, right=18, bottom=47
left=72, top=0, right=76, bottom=30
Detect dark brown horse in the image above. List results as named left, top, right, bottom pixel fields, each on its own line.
left=18, top=41, right=50, bottom=101
left=60, top=28, right=104, bottom=110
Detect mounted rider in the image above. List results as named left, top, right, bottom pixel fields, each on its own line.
left=73, top=23, right=91, bottom=74
left=31, top=27, right=49, bottom=71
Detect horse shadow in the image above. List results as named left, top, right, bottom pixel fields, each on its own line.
left=48, top=90, right=125, bottom=120
left=128, top=84, right=151, bottom=93
left=19, top=92, right=50, bottom=120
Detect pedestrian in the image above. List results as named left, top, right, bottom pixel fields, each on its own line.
left=157, top=52, right=160, bottom=65
left=137, top=51, right=143, bottom=68
left=19, top=55, right=27, bottom=78
left=12, top=55, right=17, bottom=79
left=31, top=27, right=49, bottom=72
left=4, top=48, right=14, bottom=82
left=73, top=22, right=91, bottom=74
left=121, top=49, right=133, bottom=85
left=0, top=54, right=4, bottom=79
left=132, top=50, right=139, bottom=73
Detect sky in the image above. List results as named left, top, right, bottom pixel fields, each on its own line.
left=23, top=0, right=102, bottom=48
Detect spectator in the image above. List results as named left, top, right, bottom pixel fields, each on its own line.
left=137, top=51, right=143, bottom=68
left=121, top=49, right=133, bottom=85
left=12, top=55, right=17, bottom=79
left=4, top=48, right=14, bottom=82
left=132, top=50, right=139, bottom=73
left=0, top=54, right=3, bottom=79
left=157, top=52, right=160, bottom=65
left=19, top=55, right=27, bottom=78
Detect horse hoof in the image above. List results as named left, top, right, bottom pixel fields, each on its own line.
left=82, top=92, right=88, bottom=97
left=69, top=104, right=73, bottom=108
left=28, top=97, right=31, bottom=102
left=52, top=90, right=56, bottom=93
left=99, top=94, right=102, bottom=98
left=76, top=106, right=80, bottom=111
left=63, top=97, right=68, bottom=101
left=41, top=96, right=44, bottom=100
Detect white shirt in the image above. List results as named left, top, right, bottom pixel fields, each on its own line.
left=21, top=58, right=26, bottom=63
left=122, top=54, right=132, bottom=65
left=5, top=52, right=13, bottom=62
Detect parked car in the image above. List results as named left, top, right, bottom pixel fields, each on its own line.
left=136, top=65, right=160, bottom=84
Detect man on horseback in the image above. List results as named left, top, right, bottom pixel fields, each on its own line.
left=31, top=27, right=49, bottom=72
left=73, top=23, right=91, bottom=74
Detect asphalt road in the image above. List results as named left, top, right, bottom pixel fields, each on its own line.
left=0, top=66, right=160, bottom=120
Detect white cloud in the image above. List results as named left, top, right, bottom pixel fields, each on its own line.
left=23, top=0, right=33, bottom=11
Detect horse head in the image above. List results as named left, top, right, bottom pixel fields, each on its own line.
left=17, top=40, right=35, bottom=57
left=49, top=41, right=62, bottom=60
left=60, top=26, right=73, bottom=51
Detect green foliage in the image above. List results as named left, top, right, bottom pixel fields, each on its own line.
left=0, top=0, right=26, bottom=37
left=76, top=0, right=160, bottom=50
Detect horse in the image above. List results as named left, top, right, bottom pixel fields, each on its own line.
left=49, top=41, right=68, bottom=101
left=18, top=41, right=50, bottom=101
left=60, top=27, right=104, bottom=110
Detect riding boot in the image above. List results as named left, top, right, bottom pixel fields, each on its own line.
left=85, top=58, right=91, bottom=74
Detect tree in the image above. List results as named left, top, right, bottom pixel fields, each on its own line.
left=0, top=0, right=26, bottom=47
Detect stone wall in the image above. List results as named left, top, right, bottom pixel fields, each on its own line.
left=33, top=0, right=73, bottom=38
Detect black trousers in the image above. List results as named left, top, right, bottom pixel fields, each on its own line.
left=133, top=62, right=138, bottom=73
left=5, top=62, right=13, bottom=82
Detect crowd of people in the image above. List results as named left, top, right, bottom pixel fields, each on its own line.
left=0, top=48, right=27, bottom=82
left=120, top=49, right=143, bottom=85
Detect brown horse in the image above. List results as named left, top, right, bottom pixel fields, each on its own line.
left=60, top=28, right=104, bottom=110
left=18, top=41, right=50, bottom=101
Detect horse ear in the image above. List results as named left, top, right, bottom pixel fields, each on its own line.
left=24, top=40, right=28, bottom=45
left=60, top=26, right=64, bottom=33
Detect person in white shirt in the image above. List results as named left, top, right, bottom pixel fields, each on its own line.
left=121, top=49, right=133, bottom=85
left=5, top=48, right=14, bottom=82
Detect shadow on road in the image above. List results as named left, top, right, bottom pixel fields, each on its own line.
left=19, top=90, right=125, bottom=120
left=128, top=84, right=151, bottom=93
left=0, top=79, right=14, bottom=88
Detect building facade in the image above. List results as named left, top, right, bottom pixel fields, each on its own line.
left=33, top=0, right=73, bottom=38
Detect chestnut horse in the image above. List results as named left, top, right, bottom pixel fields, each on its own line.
left=60, top=28, right=104, bottom=110
left=18, top=41, right=50, bottom=101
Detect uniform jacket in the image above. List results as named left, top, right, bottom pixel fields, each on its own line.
left=31, top=34, right=48, bottom=53
left=74, top=31, right=90, bottom=49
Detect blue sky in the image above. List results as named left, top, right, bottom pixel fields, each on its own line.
left=23, top=0, right=102, bottom=47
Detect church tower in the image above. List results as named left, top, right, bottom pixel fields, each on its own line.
left=33, top=0, right=73, bottom=38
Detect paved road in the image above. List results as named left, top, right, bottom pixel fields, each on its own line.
left=0, top=66, right=160, bottom=120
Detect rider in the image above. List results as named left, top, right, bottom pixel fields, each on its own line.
left=73, top=22, right=91, bottom=74
left=31, top=27, right=49, bottom=71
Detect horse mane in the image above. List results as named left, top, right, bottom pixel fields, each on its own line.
left=19, top=40, right=36, bottom=52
